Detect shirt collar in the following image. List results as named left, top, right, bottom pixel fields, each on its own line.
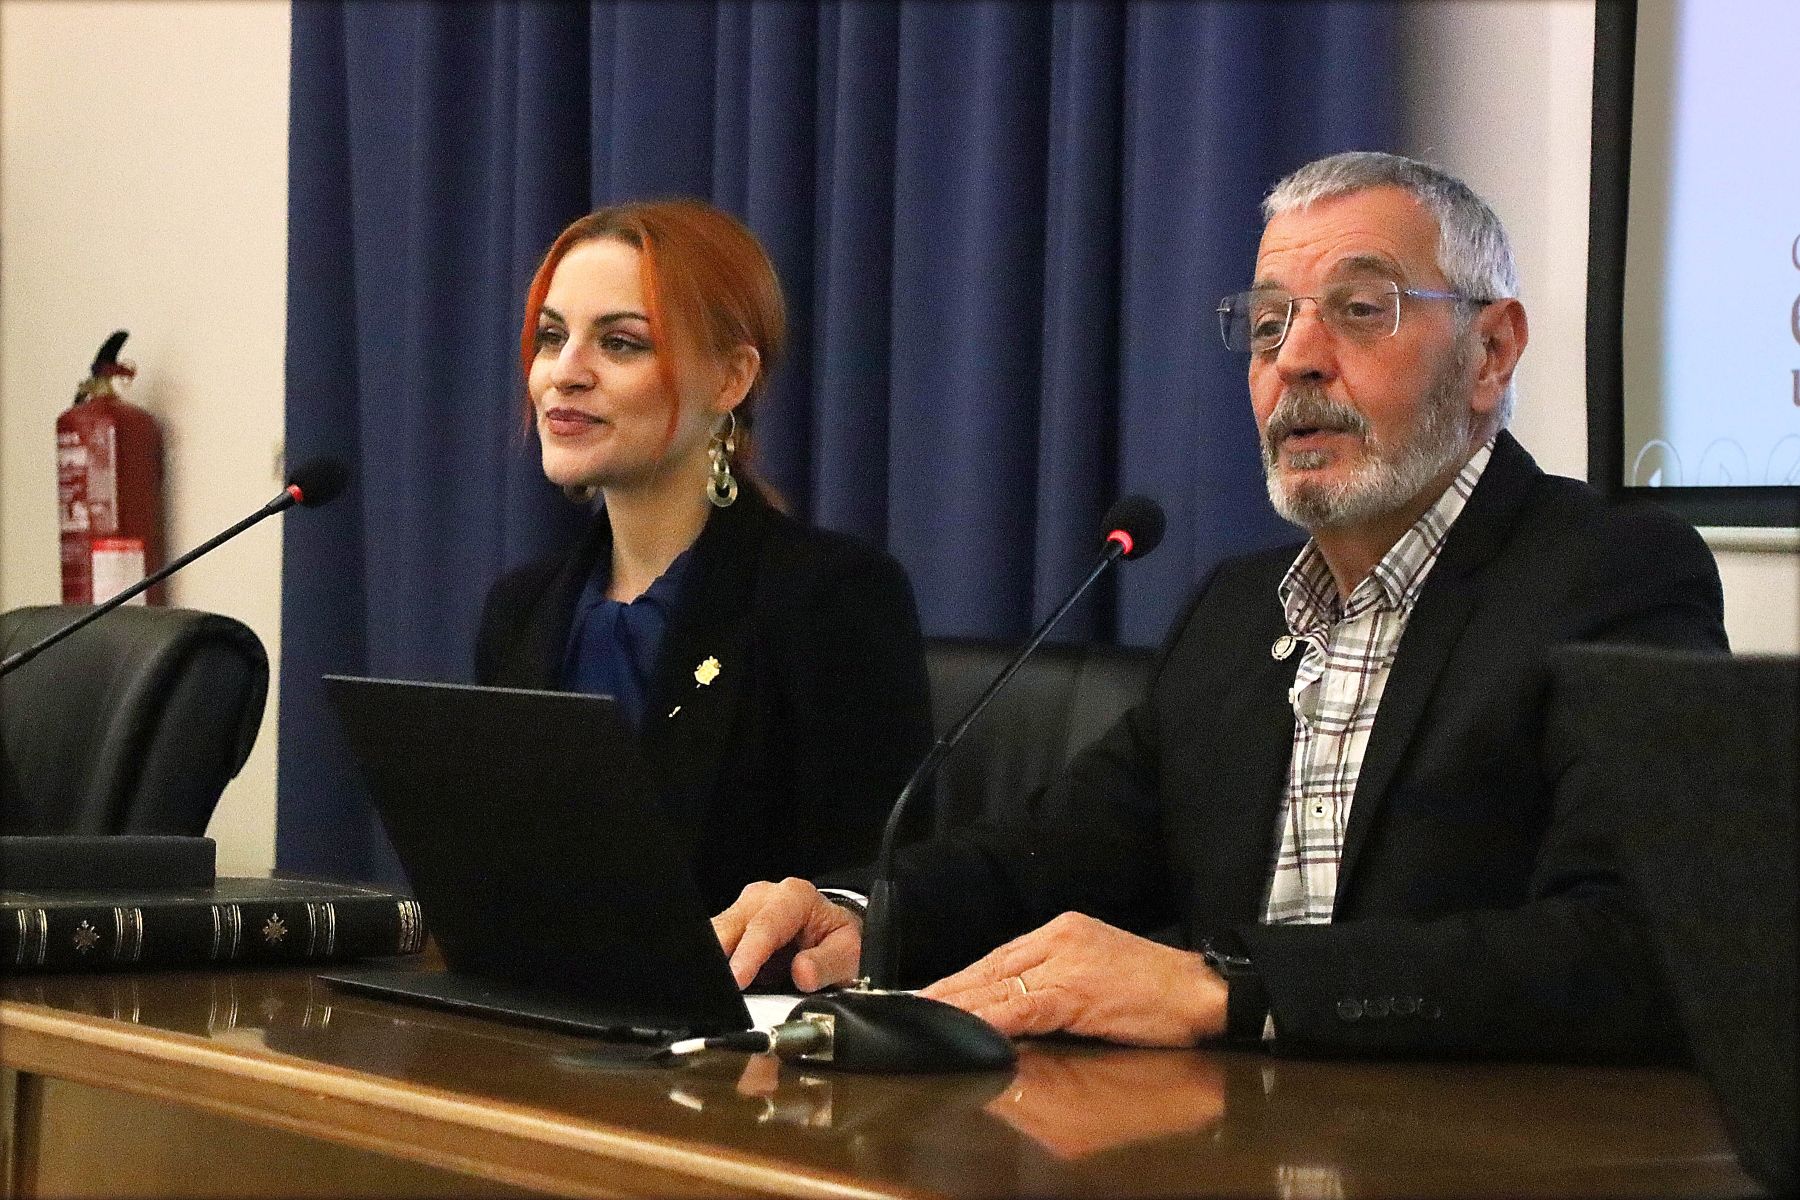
left=573, top=542, right=698, bottom=618
left=1279, top=437, right=1496, bottom=636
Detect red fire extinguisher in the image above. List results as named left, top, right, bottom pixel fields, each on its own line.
left=57, top=331, right=166, bottom=605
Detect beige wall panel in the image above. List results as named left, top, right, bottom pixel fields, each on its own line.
left=1, top=0, right=291, bottom=873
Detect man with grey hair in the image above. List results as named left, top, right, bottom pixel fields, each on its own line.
left=715, top=151, right=1726, bottom=1058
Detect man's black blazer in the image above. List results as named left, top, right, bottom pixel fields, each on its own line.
left=475, top=486, right=933, bottom=914
left=887, top=432, right=1728, bottom=1060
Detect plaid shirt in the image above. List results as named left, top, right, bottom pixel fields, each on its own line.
left=1261, top=439, right=1495, bottom=925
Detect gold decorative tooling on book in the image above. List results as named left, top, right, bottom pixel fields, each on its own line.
left=3, top=878, right=427, bottom=972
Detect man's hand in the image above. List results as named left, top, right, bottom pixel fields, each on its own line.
left=711, top=878, right=862, bottom=992
left=919, top=912, right=1228, bottom=1046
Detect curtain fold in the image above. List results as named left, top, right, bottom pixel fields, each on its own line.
left=282, top=0, right=1400, bottom=881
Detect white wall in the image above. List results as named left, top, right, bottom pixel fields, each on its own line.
left=1401, top=0, right=1798, bottom=655
left=1, top=2, right=1791, bottom=879
left=0, top=0, right=291, bottom=874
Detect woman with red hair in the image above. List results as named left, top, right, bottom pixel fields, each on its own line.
left=475, top=200, right=931, bottom=916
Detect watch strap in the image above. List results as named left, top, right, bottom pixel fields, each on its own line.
left=1202, top=935, right=1270, bottom=1044
left=818, top=889, right=868, bottom=921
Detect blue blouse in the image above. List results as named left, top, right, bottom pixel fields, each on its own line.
left=560, top=547, right=696, bottom=730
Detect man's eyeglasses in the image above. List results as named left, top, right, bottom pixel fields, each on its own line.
left=1215, top=281, right=1491, bottom=354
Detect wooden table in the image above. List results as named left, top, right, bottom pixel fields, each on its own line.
left=0, top=966, right=1760, bottom=1199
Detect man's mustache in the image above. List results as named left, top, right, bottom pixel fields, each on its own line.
left=1262, top=389, right=1370, bottom=459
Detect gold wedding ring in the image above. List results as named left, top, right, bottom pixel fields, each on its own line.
left=1011, top=975, right=1030, bottom=998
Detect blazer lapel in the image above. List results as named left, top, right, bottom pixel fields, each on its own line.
left=1335, top=432, right=1541, bottom=894
left=1165, top=550, right=1301, bottom=931
left=512, top=516, right=610, bottom=687
left=1209, top=638, right=1305, bottom=924
left=638, top=496, right=765, bottom=844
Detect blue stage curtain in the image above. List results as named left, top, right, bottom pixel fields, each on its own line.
left=281, top=0, right=1399, bottom=882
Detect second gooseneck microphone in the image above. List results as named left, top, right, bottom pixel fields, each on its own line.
left=0, top=457, right=349, bottom=677
left=857, top=495, right=1167, bottom=994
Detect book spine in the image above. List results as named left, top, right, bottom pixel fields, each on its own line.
left=3, top=896, right=425, bottom=972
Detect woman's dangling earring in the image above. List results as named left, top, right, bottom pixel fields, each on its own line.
left=706, top=411, right=739, bottom=508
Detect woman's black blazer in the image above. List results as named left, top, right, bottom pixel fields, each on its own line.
left=474, top=487, right=933, bottom=914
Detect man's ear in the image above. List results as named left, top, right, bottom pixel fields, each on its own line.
left=1469, top=299, right=1528, bottom=418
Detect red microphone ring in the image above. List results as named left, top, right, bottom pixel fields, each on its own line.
left=1107, top=530, right=1134, bottom=557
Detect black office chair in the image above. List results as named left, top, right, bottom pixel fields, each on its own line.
left=1549, top=645, right=1797, bottom=1197
left=0, top=605, right=269, bottom=836
left=923, top=637, right=1154, bottom=832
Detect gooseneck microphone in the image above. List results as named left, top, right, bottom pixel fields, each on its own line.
left=720, top=498, right=1167, bottom=1073
left=666, top=498, right=1163, bottom=1074
left=858, top=494, right=1166, bottom=993
left=0, top=457, right=349, bottom=677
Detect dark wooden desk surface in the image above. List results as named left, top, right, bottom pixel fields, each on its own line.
left=0, top=966, right=1759, bottom=1199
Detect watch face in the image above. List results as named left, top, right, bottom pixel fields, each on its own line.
left=1202, top=941, right=1252, bottom=974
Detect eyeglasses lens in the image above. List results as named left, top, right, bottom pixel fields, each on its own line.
left=1218, top=283, right=1402, bottom=352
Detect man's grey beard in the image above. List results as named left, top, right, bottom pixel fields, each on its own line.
left=1261, top=342, right=1476, bottom=531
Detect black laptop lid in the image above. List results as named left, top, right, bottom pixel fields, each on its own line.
left=322, top=675, right=750, bottom=1033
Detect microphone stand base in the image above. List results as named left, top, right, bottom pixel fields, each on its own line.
left=783, top=989, right=1017, bottom=1074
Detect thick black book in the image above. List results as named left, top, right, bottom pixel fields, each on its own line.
left=0, top=835, right=217, bottom=891
left=1, top=877, right=426, bottom=973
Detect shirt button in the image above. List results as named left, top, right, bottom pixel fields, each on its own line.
left=1336, top=998, right=1364, bottom=1021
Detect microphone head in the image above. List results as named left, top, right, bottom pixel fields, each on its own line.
left=1101, top=495, right=1165, bottom=561
left=286, top=457, right=350, bottom=508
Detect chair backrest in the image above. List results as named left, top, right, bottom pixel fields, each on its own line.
left=1549, top=645, right=1796, bottom=1197
left=0, top=606, right=269, bottom=836
left=924, top=637, right=1154, bottom=832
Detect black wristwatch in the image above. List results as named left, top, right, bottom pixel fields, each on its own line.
left=1200, top=932, right=1270, bottom=1044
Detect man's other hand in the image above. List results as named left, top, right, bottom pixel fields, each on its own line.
left=711, top=878, right=862, bottom=992
left=919, top=912, right=1228, bottom=1046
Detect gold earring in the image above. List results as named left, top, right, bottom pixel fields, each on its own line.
left=706, top=411, right=738, bottom=508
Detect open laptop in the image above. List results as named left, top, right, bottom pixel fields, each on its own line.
left=319, top=675, right=753, bottom=1041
